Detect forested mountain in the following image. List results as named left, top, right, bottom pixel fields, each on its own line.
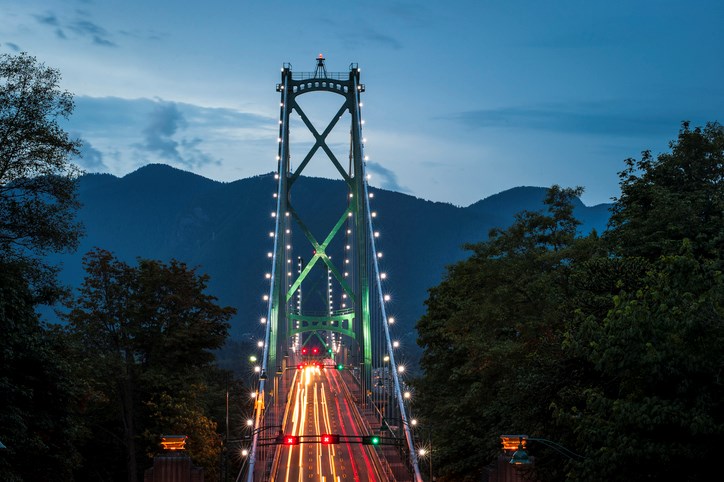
left=45, top=164, right=611, bottom=343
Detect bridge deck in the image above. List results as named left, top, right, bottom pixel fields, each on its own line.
left=266, top=363, right=385, bottom=481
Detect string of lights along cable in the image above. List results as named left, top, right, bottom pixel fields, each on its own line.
left=239, top=56, right=424, bottom=482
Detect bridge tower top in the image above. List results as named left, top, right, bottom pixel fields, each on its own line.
left=314, top=53, right=327, bottom=78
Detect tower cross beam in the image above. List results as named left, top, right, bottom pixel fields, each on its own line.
left=289, top=102, right=351, bottom=184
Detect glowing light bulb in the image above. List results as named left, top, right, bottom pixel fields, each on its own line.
left=380, top=273, right=387, bottom=279
left=384, top=294, right=391, bottom=301
left=388, top=317, right=395, bottom=324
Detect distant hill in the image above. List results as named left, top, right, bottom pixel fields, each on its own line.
left=45, top=164, right=612, bottom=348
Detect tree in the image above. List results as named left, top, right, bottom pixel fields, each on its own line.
left=564, top=247, right=724, bottom=481
left=415, top=122, right=724, bottom=481
left=64, top=248, right=235, bottom=482
left=606, top=121, right=724, bottom=265
left=0, top=53, right=86, bottom=482
left=0, top=264, right=87, bottom=482
left=559, top=123, right=724, bottom=481
left=0, top=52, right=83, bottom=302
left=415, top=186, right=599, bottom=481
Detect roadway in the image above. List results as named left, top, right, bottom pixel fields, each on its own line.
left=272, top=361, right=383, bottom=481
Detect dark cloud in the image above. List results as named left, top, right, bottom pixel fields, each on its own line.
left=138, top=101, right=218, bottom=169
left=32, top=10, right=116, bottom=47
left=68, top=19, right=116, bottom=47
left=366, top=161, right=409, bottom=193
left=2, top=43, right=21, bottom=52
left=447, top=104, right=686, bottom=138
left=74, top=138, right=107, bottom=171
left=321, top=17, right=403, bottom=50
left=33, top=13, right=60, bottom=26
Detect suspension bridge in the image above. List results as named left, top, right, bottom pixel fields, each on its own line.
left=241, top=55, right=424, bottom=482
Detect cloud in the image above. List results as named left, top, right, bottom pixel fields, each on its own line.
left=2, top=43, right=21, bottom=52
left=67, top=96, right=277, bottom=180
left=446, top=103, right=684, bottom=138
left=33, top=12, right=60, bottom=26
left=68, top=19, right=116, bottom=47
left=366, top=161, right=410, bottom=193
left=138, top=101, right=218, bottom=169
left=74, top=137, right=107, bottom=171
left=32, top=10, right=116, bottom=47
left=322, top=17, right=403, bottom=50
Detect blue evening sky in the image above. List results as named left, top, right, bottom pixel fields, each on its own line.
left=1, top=0, right=722, bottom=206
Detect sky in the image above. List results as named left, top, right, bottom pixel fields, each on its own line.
left=1, top=0, right=722, bottom=207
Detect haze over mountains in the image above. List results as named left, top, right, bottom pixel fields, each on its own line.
left=45, top=164, right=612, bottom=349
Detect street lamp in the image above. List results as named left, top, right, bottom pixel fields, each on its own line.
left=417, top=443, right=433, bottom=481
left=500, top=434, right=585, bottom=465
left=234, top=425, right=283, bottom=482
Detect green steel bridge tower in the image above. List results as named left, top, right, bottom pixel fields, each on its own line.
left=268, top=54, right=372, bottom=394
left=247, top=56, right=422, bottom=482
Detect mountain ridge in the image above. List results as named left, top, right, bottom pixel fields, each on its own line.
left=46, top=164, right=612, bottom=345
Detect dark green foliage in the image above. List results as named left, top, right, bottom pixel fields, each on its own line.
left=0, top=52, right=83, bottom=302
left=607, top=121, right=724, bottom=264
left=415, top=122, right=724, bottom=482
left=0, top=264, right=86, bottom=482
left=63, top=248, right=235, bottom=482
left=564, top=248, right=724, bottom=481
left=416, top=186, right=599, bottom=481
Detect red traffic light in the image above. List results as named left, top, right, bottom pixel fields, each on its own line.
left=301, top=347, right=308, bottom=355
left=320, top=434, right=340, bottom=445
left=312, top=347, right=319, bottom=355
left=283, top=435, right=300, bottom=446
left=297, top=363, right=304, bottom=370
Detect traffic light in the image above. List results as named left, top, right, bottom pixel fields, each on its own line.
left=320, top=434, right=340, bottom=445
left=312, top=347, right=319, bottom=355
left=361, top=435, right=380, bottom=445
left=336, top=364, right=344, bottom=370
left=327, top=348, right=333, bottom=354
left=297, top=363, right=304, bottom=370
left=283, top=435, right=300, bottom=446
left=301, top=347, right=308, bottom=355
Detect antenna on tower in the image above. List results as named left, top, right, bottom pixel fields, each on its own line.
left=314, top=53, right=327, bottom=78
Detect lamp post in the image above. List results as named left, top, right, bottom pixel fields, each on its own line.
left=233, top=425, right=283, bottom=482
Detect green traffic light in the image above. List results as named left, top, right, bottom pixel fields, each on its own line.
left=361, top=435, right=380, bottom=445
left=336, top=364, right=344, bottom=370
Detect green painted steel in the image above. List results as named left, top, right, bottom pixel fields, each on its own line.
left=271, top=57, right=372, bottom=392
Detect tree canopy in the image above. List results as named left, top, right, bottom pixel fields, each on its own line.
left=415, top=122, right=724, bottom=481
left=63, top=248, right=235, bottom=482
left=0, top=52, right=83, bottom=302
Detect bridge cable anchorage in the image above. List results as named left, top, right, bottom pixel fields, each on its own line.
left=246, top=56, right=422, bottom=482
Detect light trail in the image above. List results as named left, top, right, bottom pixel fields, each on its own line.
left=327, top=370, right=364, bottom=482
